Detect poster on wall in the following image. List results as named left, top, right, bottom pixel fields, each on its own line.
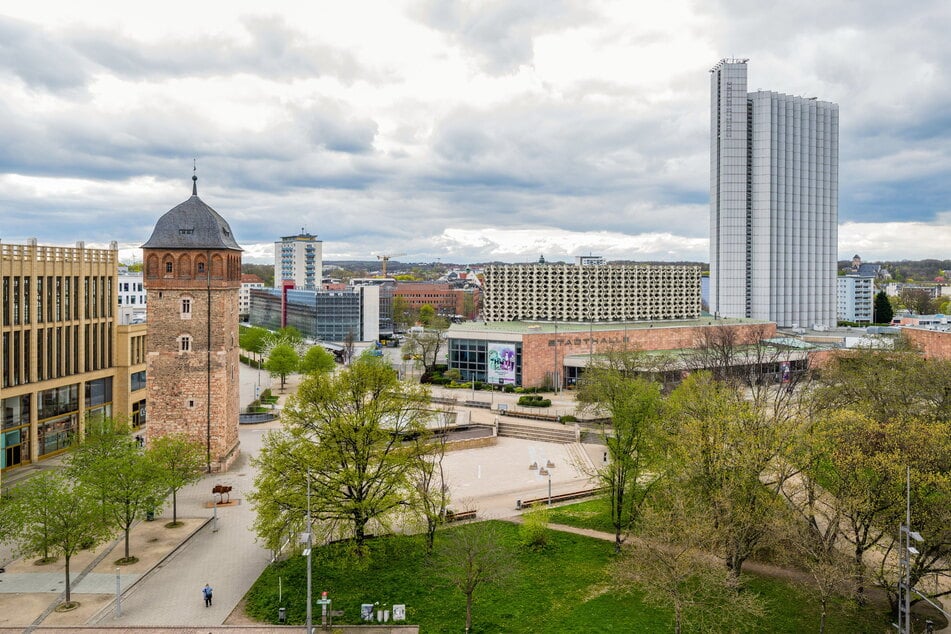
left=487, top=343, right=517, bottom=385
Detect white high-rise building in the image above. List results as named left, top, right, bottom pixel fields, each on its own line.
left=837, top=275, right=875, bottom=323
left=709, top=59, right=838, bottom=328
left=274, top=230, right=322, bottom=290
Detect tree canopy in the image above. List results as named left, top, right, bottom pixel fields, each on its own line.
left=249, top=356, right=434, bottom=556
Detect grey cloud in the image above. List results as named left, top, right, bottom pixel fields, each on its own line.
left=68, top=15, right=366, bottom=82
left=412, top=0, right=593, bottom=74
left=0, top=16, right=92, bottom=91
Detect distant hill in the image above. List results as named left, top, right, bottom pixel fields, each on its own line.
left=839, top=259, right=951, bottom=283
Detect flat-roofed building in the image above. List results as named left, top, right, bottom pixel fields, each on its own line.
left=482, top=263, right=701, bottom=323
left=1, top=241, right=147, bottom=482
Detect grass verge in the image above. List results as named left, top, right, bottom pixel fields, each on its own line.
left=243, top=520, right=889, bottom=632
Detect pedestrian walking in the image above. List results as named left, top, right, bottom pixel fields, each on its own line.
left=203, top=583, right=213, bottom=607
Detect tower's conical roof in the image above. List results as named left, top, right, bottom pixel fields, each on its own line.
left=142, top=175, right=242, bottom=251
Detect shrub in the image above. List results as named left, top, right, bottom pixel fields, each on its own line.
left=444, top=368, right=462, bottom=381
left=503, top=385, right=516, bottom=393
left=559, top=415, right=578, bottom=423
left=520, top=508, right=551, bottom=550
left=518, top=395, right=552, bottom=407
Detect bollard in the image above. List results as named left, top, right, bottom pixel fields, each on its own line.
left=516, top=499, right=522, bottom=510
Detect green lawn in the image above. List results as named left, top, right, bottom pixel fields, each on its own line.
left=243, top=520, right=890, bottom=632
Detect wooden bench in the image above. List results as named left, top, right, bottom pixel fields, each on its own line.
left=444, top=509, right=477, bottom=522
left=517, top=488, right=603, bottom=509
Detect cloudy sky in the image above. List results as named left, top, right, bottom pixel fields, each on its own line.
left=1, top=0, right=949, bottom=265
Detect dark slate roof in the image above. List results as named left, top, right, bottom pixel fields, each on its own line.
left=142, top=177, right=242, bottom=251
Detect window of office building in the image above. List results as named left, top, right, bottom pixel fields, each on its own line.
left=37, top=384, right=79, bottom=457
left=131, top=370, right=147, bottom=392
left=132, top=399, right=147, bottom=428
left=2, top=394, right=31, bottom=470
left=38, top=413, right=77, bottom=456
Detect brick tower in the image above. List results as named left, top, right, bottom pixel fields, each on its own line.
left=142, top=173, right=242, bottom=471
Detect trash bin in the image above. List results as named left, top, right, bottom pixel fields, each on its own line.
left=516, top=499, right=522, bottom=510
left=145, top=510, right=155, bottom=521
left=278, top=607, right=286, bottom=623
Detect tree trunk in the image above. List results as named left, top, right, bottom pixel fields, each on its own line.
left=465, top=591, right=473, bottom=633
left=125, top=525, right=131, bottom=560
left=819, top=597, right=827, bottom=634
left=172, top=489, right=178, bottom=524
left=64, top=555, right=72, bottom=605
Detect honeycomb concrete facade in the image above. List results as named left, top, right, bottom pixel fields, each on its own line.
left=482, top=264, right=701, bottom=323
left=143, top=180, right=242, bottom=472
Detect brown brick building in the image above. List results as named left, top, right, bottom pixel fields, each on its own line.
left=393, top=282, right=480, bottom=319
left=447, top=318, right=779, bottom=388
left=142, top=175, right=242, bottom=472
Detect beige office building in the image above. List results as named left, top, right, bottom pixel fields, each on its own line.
left=1, top=241, right=147, bottom=484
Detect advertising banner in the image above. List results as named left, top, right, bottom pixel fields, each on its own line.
left=487, top=342, right=517, bottom=385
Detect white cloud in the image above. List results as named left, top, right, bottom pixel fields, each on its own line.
left=0, top=0, right=948, bottom=265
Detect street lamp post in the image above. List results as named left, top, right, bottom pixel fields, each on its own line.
left=305, top=471, right=313, bottom=634
left=547, top=469, right=552, bottom=507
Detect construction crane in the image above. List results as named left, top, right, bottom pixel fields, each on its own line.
left=376, top=253, right=405, bottom=277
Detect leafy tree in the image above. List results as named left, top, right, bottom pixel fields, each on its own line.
left=68, top=420, right=167, bottom=562
left=239, top=325, right=270, bottom=363
left=576, top=349, right=663, bottom=552
left=148, top=434, right=206, bottom=526
left=272, top=325, right=304, bottom=347
left=665, top=372, right=794, bottom=580
left=418, top=304, right=436, bottom=327
left=264, top=343, right=300, bottom=391
left=7, top=472, right=109, bottom=608
left=874, top=290, right=893, bottom=324
left=435, top=521, right=514, bottom=634
left=612, top=493, right=765, bottom=634
left=299, top=345, right=336, bottom=375
left=391, top=296, right=415, bottom=331
left=249, top=356, right=434, bottom=556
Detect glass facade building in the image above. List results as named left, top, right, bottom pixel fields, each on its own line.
left=447, top=338, right=522, bottom=384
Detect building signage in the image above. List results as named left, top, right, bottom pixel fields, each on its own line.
left=487, top=342, right=517, bottom=385
left=546, top=336, right=629, bottom=347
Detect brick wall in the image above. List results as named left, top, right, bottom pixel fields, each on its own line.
left=521, top=322, right=777, bottom=387
left=904, top=328, right=951, bottom=360
left=144, top=248, right=241, bottom=471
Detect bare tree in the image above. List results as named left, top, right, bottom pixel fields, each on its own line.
left=435, top=521, right=514, bottom=634
left=409, top=408, right=452, bottom=551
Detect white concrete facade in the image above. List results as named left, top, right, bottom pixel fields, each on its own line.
left=710, top=59, right=839, bottom=328
left=273, top=231, right=322, bottom=290
left=482, top=263, right=701, bottom=323
left=837, top=275, right=875, bottom=323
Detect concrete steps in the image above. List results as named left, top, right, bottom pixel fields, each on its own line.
left=497, top=419, right=577, bottom=443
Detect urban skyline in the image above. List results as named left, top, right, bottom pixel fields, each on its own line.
left=0, top=2, right=949, bottom=264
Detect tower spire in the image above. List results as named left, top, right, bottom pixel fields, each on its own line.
left=192, top=158, right=198, bottom=196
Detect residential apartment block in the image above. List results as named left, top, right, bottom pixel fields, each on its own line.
left=1, top=241, right=147, bottom=479
left=274, top=231, right=322, bottom=290
left=482, top=263, right=701, bottom=323
left=710, top=59, right=839, bottom=328
left=239, top=273, right=265, bottom=321
left=837, top=275, right=875, bottom=323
